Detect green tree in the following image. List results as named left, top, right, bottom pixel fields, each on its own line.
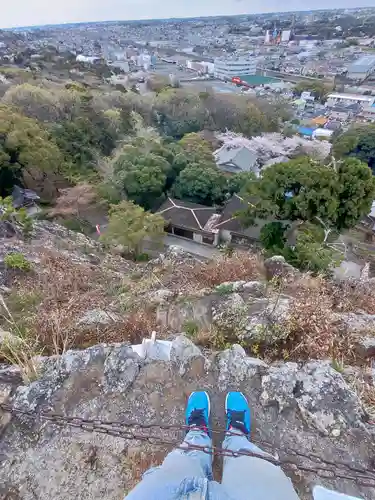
left=242, top=157, right=374, bottom=231
left=172, top=164, right=226, bottom=206
left=0, top=196, right=33, bottom=239
left=178, top=133, right=214, bottom=162
left=294, top=81, right=331, bottom=102
left=113, top=146, right=169, bottom=209
left=241, top=157, right=375, bottom=271
left=284, top=223, right=339, bottom=274
left=227, top=171, right=257, bottom=195
left=335, top=157, right=375, bottom=230
left=100, top=201, right=164, bottom=257
left=2, top=83, right=62, bottom=122
left=333, top=125, right=375, bottom=172
left=241, top=158, right=339, bottom=227
left=153, top=89, right=206, bottom=139
left=0, top=105, right=64, bottom=201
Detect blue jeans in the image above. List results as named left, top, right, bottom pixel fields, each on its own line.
left=124, top=429, right=301, bottom=500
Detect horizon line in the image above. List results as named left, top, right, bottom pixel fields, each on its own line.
left=1, top=6, right=368, bottom=31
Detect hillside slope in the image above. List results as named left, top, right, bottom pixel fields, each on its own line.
left=0, top=221, right=375, bottom=499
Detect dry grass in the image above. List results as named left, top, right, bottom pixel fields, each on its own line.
left=162, top=251, right=264, bottom=292
left=261, top=276, right=358, bottom=363
left=344, top=367, right=375, bottom=422
left=0, top=250, right=158, bottom=359
left=279, top=288, right=352, bottom=361
left=0, top=294, right=41, bottom=383
left=329, top=280, right=375, bottom=315
left=73, top=308, right=158, bottom=349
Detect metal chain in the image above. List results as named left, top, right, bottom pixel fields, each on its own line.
left=1, top=403, right=375, bottom=489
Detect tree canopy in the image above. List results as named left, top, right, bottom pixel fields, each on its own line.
left=241, top=156, right=375, bottom=232
left=294, top=81, right=331, bottom=102
left=333, top=125, right=375, bottom=172
left=113, top=147, right=169, bottom=209
left=172, top=163, right=226, bottom=206
left=227, top=171, right=257, bottom=195
left=100, top=201, right=164, bottom=257
left=110, top=134, right=219, bottom=209
left=0, top=105, right=64, bottom=200
left=248, top=157, right=374, bottom=273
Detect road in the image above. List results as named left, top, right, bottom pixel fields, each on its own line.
left=163, top=234, right=220, bottom=259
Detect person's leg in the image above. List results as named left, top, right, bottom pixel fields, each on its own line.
left=124, top=391, right=213, bottom=499
left=221, top=392, right=300, bottom=500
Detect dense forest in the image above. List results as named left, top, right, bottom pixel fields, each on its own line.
left=1, top=75, right=375, bottom=273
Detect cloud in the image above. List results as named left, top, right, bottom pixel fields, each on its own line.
left=1, top=0, right=374, bottom=29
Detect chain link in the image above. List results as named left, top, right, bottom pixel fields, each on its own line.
left=1, top=403, right=375, bottom=489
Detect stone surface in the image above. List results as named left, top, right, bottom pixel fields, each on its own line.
left=333, top=260, right=363, bottom=281
left=215, top=281, right=246, bottom=293
left=216, top=344, right=268, bottom=391
left=336, top=312, right=375, bottom=333
left=260, top=361, right=365, bottom=436
left=148, top=289, right=175, bottom=305
left=241, top=296, right=292, bottom=344
left=77, top=309, right=121, bottom=327
left=170, top=335, right=207, bottom=377
left=355, top=336, right=375, bottom=358
left=0, top=338, right=374, bottom=500
left=242, top=281, right=267, bottom=297
left=212, top=293, right=247, bottom=337
left=264, top=255, right=299, bottom=281
left=157, top=296, right=213, bottom=331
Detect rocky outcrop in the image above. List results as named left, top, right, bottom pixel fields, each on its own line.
left=264, top=255, right=299, bottom=281
left=355, top=336, right=375, bottom=358
left=1, top=218, right=375, bottom=499
left=261, top=361, right=365, bottom=436
left=77, top=309, right=121, bottom=327
left=0, top=336, right=374, bottom=500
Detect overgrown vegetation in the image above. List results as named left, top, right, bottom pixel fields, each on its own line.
left=0, top=196, right=34, bottom=238
left=4, top=252, right=32, bottom=272
left=242, top=156, right=375, bottom=273
left=100, top=200, right=165, bottom=259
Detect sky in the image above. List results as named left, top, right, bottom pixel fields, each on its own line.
left=2, top=0, right=375, bottom=29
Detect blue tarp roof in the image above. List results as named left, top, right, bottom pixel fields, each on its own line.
left=298, top=126, right=314, bottom=136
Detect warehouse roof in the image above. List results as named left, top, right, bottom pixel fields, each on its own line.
left=348, top=56, right=375, bottom=73
left=240, top=75, right=280, bottom=85
left=327, top=92, right=374, bottom=102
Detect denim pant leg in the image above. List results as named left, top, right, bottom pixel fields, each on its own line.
left=124, top=430, right=213, bottom=500
left=221, top=430, right=300, bottom=500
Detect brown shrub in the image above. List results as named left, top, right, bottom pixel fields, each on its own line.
left=186, top=252, right=264, bottom=289
left=99, top=308, right=157, bottom=345
left=329, top=280, right=375, bottom=315
left=270, top=285, right=356, bottom=362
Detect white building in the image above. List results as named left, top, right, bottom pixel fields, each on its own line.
left=281, top=30, right=291, bottom=42
left=186, top=60, right=210, bottom=74
left=326, top=93, right=375, bottom=107
left=137, top=53, right=152, bottom=71
left=76, top=55, right=101, bottom=64
left=214, top=58, right=257, bottom=80
left=347, top=56, right=375, bottom=81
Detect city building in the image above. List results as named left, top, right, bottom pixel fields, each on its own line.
left=347, top=56, right=375, bottom=81
left=213, top=57, right=257, bottom=80
left=325, top=93, right=375, bottom=107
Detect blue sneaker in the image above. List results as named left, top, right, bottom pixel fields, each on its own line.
left=185, top=391, right=211, bottom=436
left=225, top=392, right=251, bottom=436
